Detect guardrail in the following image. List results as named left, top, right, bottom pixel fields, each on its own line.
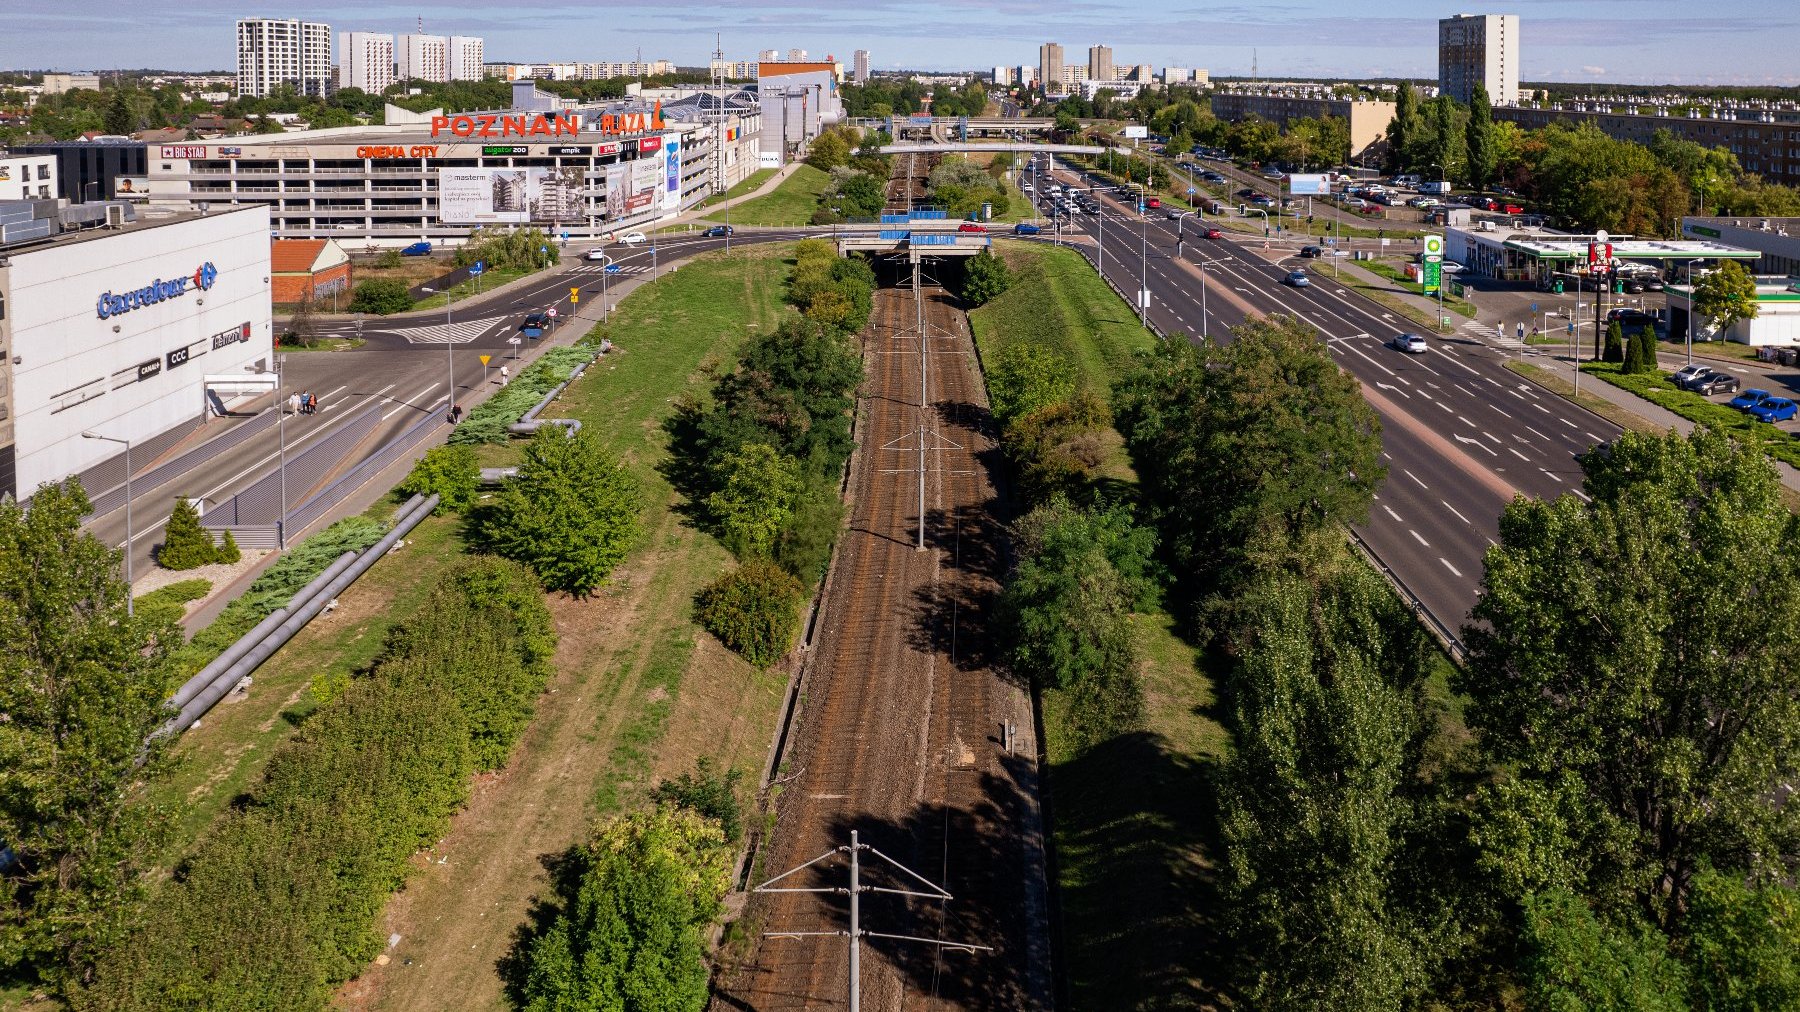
left=1347, top=528, right=1467, bottom=664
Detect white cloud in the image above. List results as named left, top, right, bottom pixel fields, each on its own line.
left=1582, top=65, right=1607, bottom=75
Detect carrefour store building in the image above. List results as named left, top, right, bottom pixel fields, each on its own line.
left=0, top=204, right=274, bottom=499
left=147, top=108, right=716, bottom=243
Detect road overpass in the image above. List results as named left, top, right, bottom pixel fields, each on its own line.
left=880, top=141, right=1129, bottom=157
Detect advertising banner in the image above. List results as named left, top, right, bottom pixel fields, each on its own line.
left=664, top=138, right=681, bottom=211
left=438, top=167, right=584, bottom=224
left=1288, top=173, right=1329, bottom=196
left=1123, top=125, right=1148, bottom=139
left=113, top=176, right=151, bottom=199
left=605, top=163, right=628, bottom=220
left=625, top=157, right=660, bottom=214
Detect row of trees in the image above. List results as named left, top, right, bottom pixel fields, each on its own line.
left=925, top=155, right=1015, bottom=220
left=808, top=126, right=892, bottom=222
left=672, top=240, right=869, bottom=666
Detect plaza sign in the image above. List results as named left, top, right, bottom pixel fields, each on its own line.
left=96, top=262, right=217, bottom=320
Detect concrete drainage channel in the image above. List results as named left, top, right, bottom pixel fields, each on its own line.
left=156, top=492, right=441, bottom=739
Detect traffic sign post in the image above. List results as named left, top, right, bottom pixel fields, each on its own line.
left=507, top=336, right=522, bottom=361
left=480, top=353, right=491, bottom=385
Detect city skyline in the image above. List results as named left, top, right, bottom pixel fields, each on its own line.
left=1, top=0, right=1795, bottom=86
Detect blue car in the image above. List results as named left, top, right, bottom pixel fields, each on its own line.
left=1729, top=388, right=1772, bottom=412
left=1750, top=397, right=1797, bottom=423
left=401, top=240, right=433, bottom=256
left=1284, top=270, right=1311, bottom=287
left=1013, top=222, right=1041, bottom=235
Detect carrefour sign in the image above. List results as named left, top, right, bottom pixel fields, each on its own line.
left=96, top=263, right=217, bottom=320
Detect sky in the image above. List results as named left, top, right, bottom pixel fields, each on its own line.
left=3, top=0, right=1795, bottom=86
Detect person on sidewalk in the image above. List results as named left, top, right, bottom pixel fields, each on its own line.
left=499, top=365, right=509, bottom=384
left=288, top=391, right=301, bottom=416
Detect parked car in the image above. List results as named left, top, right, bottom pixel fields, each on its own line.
left=400, top=240, right=433, bottom=256
left=1671, top=363, right=1713, bottom=389
left=1013, top=222, right=1041, bottom=235
left=1236, top=187, right=1258, bottom=198
left=616, top=231, right=648, bottom=245
left=582, top=247, right=611, bottom=263
left=1203, top=227, right=1224, bottom=240
left=1284, top=270, right=1311, bottom=288
left=1696, top=372, right=1741, bottom=396
left=1389, top=333, right=1429, bottom=354
left=703, top=225, right=734, bottom=237
left=958, top=222, right=987, bottom=233
left=1750, top=397, right=1798, bottom=423
left=1440, top=260, right=1465, bottom=274
left=1729, top=388, right=1773, bottom=412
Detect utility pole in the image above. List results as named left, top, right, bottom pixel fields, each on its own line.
left=915, top=258, right=927, bottom=551
left=756, top=829, right=991, bottom=1012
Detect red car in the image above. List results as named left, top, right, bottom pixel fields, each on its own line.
left=1145, top=197, right=1163, bottom=209
left=1503, top=203, right=1524, bottom=214
left=1203, top=227, right=1224, bottom=239
left=958, top=222, right=987, bottom=233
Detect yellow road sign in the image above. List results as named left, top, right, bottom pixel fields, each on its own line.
left=479, top=354, right=491, bottom=365
left=570, top=286, right=580, bottom=297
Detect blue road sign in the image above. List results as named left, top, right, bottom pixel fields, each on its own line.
left=1567, top=320, right=1576, bottom=335
left=470, top=261, right=485, bottom=275
left=1531, top=302, right=1539, bottom=313
left=1188, top=186, right=1196, bottom=195
left=560, top=231, right=570, bottom=239
left=604, top=264, right=623, bottom=273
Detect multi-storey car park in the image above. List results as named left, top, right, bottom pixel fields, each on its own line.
left=147, top=98, right=761, bottom=245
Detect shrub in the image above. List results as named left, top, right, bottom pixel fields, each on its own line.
left=480, top=427, right=641, bottom=596
left=348, top=278, right=413, bottom=315
left=772, top=479, right=847, bottom=585
left=398, top=444, right=480, bottom=514
left=215, top=528, right=241, bottom=565
left=448, top=347, right=595, bottom=445
left=694, top=560, right=804, bottom=667
left=134, top=578, right=212, bottom=628
left=511, top=808, right=731, bottom=1012
left=651, top=757, right=746, bottom=843
left=961, top=249, right=1012, bottom=308
left=988, top=342, right=1079, bottom=427
left=158, top=496, right=221, bottom=570
left=1603, top=319, right=1626, bottom=363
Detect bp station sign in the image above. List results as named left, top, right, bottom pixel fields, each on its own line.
left=1421, top=234, right=1444, bottom=295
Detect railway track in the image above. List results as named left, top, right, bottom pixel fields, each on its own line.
left=884, top=152, right=937, bottom=214
left=711, top=271, right=1047, bottom=1009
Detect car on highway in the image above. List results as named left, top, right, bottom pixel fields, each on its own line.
left=616, top=231, right=648, bottom=245
left=1389, top=333, right=1429, bottom=354
left=1013, top=222, right=1041, bottom=235
left=703, top=225, right=734, bottom=237
left=1284, top=270, right=1311, bottom=287
left=958, top=222, right=987, bottom=233
left=1236, top=187, right=1258, bottom=198
left=1145, top=197, right=1162, bottom=209
left=1695, top=372, right=1741, bottom=396
left=1251, top=195, right=1276, bottom=207
left=1730, top=388, right=1773, bottom=412
left=1750, top=397, right=1798, bottom=423
left=401, top=240, right=433, bottom=256
left=582, top=247, right=611, bottom=263
left=1202, top=227, right=1224, bottom=239
left=1201, top=172, right=1226, bottom=183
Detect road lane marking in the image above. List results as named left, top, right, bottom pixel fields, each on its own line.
left=1404, top=468, right=1428, bottom=489
left=1509, top=447, right=1529, bottom=461
left=1440, top=557, right=1464, bottom=577
left=1410, top=529, right=1430, bottom=547
left=1440, top=500, right=1471, bottom=525
left=1384, top=504, right=1403, bottom=522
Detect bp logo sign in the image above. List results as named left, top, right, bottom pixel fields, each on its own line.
left=96, top=262, right=217, bottom=320
left=1422, top=235, right=1444, bottom=294
left=1423, top=234, right=1445, bottom=258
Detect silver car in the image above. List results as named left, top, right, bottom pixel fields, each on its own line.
left=1389, top=333, right=1429, bottom=354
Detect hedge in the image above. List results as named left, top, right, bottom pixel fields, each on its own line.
left=448, top=347, right=597, bottom=445
left=77, top=556, right=555, bottom=1009
left=1581, top=362, right=1800, bottom=470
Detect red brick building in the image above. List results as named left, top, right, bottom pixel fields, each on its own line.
left=270, top=239, right=351, bottom=306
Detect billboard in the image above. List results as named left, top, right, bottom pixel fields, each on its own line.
left=1287, top=173, right=1329, bottom=196
left=664, top=138, right=681, bottom=210
left=1123, top=125, right=1148, bottom=139
left=437, top=167, right=584, bottom=224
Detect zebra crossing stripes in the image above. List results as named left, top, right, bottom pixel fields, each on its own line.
left=569, top=264, right=651, bottom=274
left=396, top=316, right=507, bottom=345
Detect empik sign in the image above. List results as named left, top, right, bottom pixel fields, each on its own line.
left=96, top=263, right=217, bottom=320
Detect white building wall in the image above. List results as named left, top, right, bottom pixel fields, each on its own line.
left=398, top=34, right=449, bottom=84
left=237, top=18, right=331, bottom=98
left=0, top=155, right=57, bottom=202
left=3, top=207, right=274, bottom=495
left=448, top=37, right=485, bottom=81
left=336, top=32, right=394, bottom=94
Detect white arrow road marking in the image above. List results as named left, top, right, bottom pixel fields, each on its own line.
left=1454, top=433, right=1499, bottom=457
left=1376, top=381, right=1411, bottom=398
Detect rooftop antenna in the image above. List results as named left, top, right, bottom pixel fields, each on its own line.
left=417, top=16, right=423, bottom=34
left=1253, top=48, right=1258, bottom=83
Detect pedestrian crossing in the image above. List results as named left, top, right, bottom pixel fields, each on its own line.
left=567, top=264, right=652, bottom=275
left=396, top=316, right=507, bottom=345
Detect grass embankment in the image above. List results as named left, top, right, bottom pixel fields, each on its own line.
left=970, top=240, right=1226, bottom=1007
left=1581, top=361, right=1800, bottom=468
left=700, top=167, right=776, bottom=208
left=350, top=245, right=800, bottom=1011
left=1360, top=259, right=1478, bottom=318
left=413, top=263, right=542, bottom=310
left=1504, top=360, right=1663, bottom=436
left=704, top=164, right=830, bottom=226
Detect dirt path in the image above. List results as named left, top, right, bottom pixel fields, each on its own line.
left=710, top=281, right=1051, bottom=1010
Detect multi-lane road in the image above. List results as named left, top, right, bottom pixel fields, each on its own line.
left=1030, top=158, right=1620, bottom=643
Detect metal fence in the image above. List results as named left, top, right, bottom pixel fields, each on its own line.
left=203, top=402, right=380, bottom=527
left=204, top=525, right=282, bottom=551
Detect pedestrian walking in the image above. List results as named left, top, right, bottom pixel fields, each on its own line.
left=287, top=392, right=300, bottom=415
left=1517, top=321, right=1526, bottom=341
left=307, top=392, right=318, bottom=415
left=499, top=365, right=509, bottom=383
left=300, top=390, right=311, bottom=415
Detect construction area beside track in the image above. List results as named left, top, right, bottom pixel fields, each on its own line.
left=712, top=262, right=1051, bottom=1009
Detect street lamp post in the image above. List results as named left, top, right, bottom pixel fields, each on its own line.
left=82, top=431, right=133, bottom=614
left=1686, top=258, right=1704, bottom=365
left=1137, top=213, right=1149, bottom=326
left=276, top=354, right=287, bottom=547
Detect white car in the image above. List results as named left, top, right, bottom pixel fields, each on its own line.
left=1440, top=260, right=1465, bottom=274
left=582, top=248, right=611, bottom=263
left=615, top=231, right=648, bottom=246
left=1390, top=333, right=1429, bottom=354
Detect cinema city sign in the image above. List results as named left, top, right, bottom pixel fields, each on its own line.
left=429, top=102, right=665, bottom=139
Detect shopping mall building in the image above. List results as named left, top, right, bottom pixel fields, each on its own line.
left=0, top=202, right=274, bottom=499
left=146, top=100, right=762, bottom=244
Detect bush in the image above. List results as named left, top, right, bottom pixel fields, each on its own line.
left=78, top=555, right=554, bottom=1007
left=448, top=347, right=595, bottom=445
left=215, top=528, right=241, bottom=565
left=772, top=478, right=847, bottom=585
left=158, top=496, right=222, bottom=570
left=1603, top=320, right=1626, bottom=363
left=133, top=578, right=211, bottom=628
left=511, top=808, right=731, bottom=1012
left=480, top=427, right=641, bottom=596
left=398, top=444, right=480, bottom=514
left=988, top=342, right=1079, bottom=427
left=694, top=560, right=804, bottom=667
left=348, top=278, right=413, bottom=315
left=377, top=248, right=403, bottom=269
left=707, top=442, right=803, bottom=559
left=961, top=249, right=1012, bottom=308
left=651, top=757, right=746, bottom=843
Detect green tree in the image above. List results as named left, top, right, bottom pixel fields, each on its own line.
left=158, top=495, right=219, bottom=569
left=1465, top=84, right=1498, bottom=191
left=960, top=249, right=1011, bottom=307
left=1521, top=889, right=1690, bottom=1012
left=706, top=442, right=803, bottom=559
left=397, top=444, right=480, bottom=514
left=349, top=278, right=413, bottom=315
left=1462, top=427, right=1800, bottom=929
left=103, top=87, right=136, bottom=136
left=651, top=758, right=745, bottom=843
left=1681, top=868, right=1800, bottom=1009
left=1113, top=315, right=1384, bottom=597
left=987, top=342, right=1077, bottom=427
left=1691, top=260, right=1760, bottom=338
left=481, top=427, right=641, bottom=596
left=693, top=560, right=804, bottom=668
left=1603, top=319, right=1627, bottom=363
left=1385, top=84, right=1421, bottom=173
left=0, top=481, right=176, bottom=987
left=805, top=130, right=851, bottom=171
left=214, top=528, right=241, bottom=566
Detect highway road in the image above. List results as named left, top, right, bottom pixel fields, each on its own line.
left=1033, top=158, right=1620, bottom=645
